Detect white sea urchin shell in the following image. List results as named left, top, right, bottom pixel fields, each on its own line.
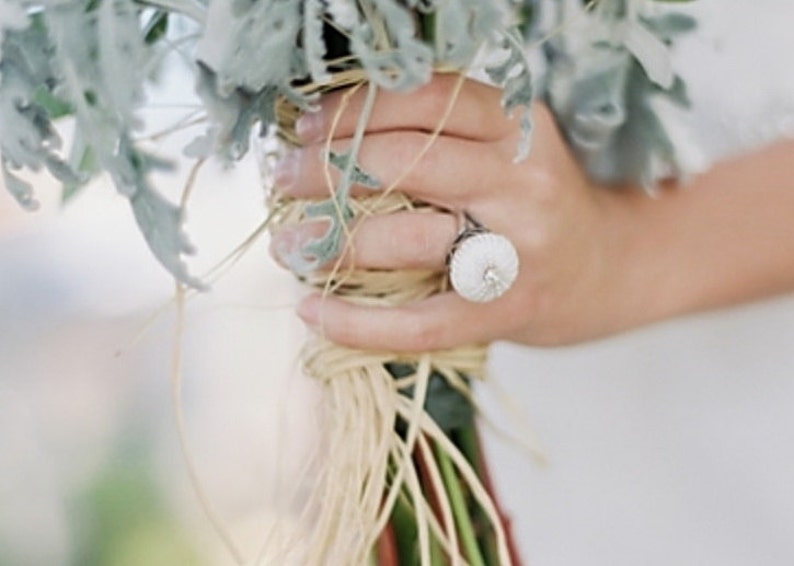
left=449, top=232, right=519, bottom=303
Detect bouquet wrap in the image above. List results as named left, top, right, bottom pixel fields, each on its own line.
left=272, top=182, right=514, bottom=563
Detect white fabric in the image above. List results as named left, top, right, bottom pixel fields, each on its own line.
left=487, top=2, right=794, bottom=565
left=667, top=0, right=794, bottom=162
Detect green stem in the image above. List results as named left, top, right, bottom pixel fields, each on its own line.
left=455, top=425, right=502, bottom=565
left=455, top=424, right=479, bottom=466
left=430, top=537, right=445, bottom=565
left=391, top=491, right=419, bottom=565
left=436, top=444, right=486, bottom=566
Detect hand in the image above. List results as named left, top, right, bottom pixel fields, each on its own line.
left=271, top=74, right=638, bottom=351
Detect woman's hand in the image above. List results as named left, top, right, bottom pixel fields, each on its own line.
left=271, top=75, right=635, bottom=350
left=270, top=74, right=794, bottom=351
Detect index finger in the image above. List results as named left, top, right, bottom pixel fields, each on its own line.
left=296, top=74, right=515, bottom=144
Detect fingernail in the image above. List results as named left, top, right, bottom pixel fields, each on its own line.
left=273, top=149, right=300, bottom=192
left=297, top=294, right=321, bottom=327
left=270, top=225, right=310, bottom=269
left=296, top=110, right=324, bottom=142
left=268, top=229, right=292, bottom=267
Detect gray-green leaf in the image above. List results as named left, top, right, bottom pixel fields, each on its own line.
left=327, top=150, right=381, bottom=190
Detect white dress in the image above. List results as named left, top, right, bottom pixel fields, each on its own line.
left=486, top=2, right=794, bottom=565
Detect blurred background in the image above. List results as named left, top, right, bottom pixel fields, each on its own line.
left=0, top=70, right=320, bottom=565
left=3, top=1, right=794, bottom=565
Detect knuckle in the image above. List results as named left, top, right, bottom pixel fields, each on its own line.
left=392, top=217, right=442, bottom=267
left=417, top=77, right=456, bottom=117
left=518, top=163, right=562, bottom=208
left=394, top=131, right=431, bottom=167
left=403, top=315, right=445, bottom=351
left=379, top=132, right=437, bottom=189
left=324, top=307, right=361, bottom=345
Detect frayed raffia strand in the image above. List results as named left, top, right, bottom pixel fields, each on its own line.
left=168, top=156, right=253, bottom=565
left=416, top=434, right=463, bottom=565
left=270, top=66, right=512, bottom=564
left=395, top=396, right=512, bottom=566
left=269, top=178, right=512, bottom=564
left=294, top=335, right=503, bottom=565
left=171, top=283, right=246, bottom=565
left=292, top=350, right=397, bottom=565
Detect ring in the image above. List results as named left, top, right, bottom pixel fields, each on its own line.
left=446, top=212, right=519, bottom=303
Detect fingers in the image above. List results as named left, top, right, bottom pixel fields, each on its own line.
left=270, top=76, right=541, bottom=351
left=271, top=211, right=458, bottom=271
left=342, top=212, right=457, bottom=270
left=296, top=292, right=513, bottom=352
left=275, top=131, right=500, bottom=206
left=296, top=74, right=514, bottom=144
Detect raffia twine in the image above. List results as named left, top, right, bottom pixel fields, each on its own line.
left=268, top=81, right=512, bottom=565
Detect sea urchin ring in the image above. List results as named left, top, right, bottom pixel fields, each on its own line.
left=447, top=212, right=519, bottom=303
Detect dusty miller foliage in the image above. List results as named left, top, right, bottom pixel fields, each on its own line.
left=0, top=0, right=695, bottom=284
left=542, top=0, right=698, bottom=190
left=1, top=0, right=201, bottom=287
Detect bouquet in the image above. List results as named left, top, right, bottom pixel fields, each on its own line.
left=0, top=0, right=698, bottom=563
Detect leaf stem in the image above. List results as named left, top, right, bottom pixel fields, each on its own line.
left=320, top=80, right=379, bottom=291
left=456, top=425, right=501, bottom=565
left=338, top=81, right=378, bottom=202
left=436, top=443, right=486, bottom=566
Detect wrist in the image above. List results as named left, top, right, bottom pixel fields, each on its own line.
left=596, top=184, right=683, bottom=335
left=597, top=141, right=794, bottom=336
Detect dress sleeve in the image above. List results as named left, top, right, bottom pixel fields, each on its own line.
left=668, top=0, right=794, bottom=164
